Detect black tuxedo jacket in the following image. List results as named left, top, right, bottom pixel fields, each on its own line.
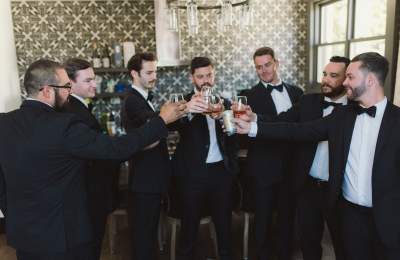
left=121, top=88, right=171, bottom=193
left=258, top=93, right=334, bottom=192
left=257, top=101, right=400, bottom=248
left=171, top=92, right=239, bottom=177
left=0, top=100, right=167, bottom=253
left=244, top=81, right=303, bottom=186
left=62, top=95, right=118, bottom=213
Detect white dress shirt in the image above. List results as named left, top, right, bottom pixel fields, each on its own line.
left=190, top=88, right=223, bottom=163
left=131, top=84, right=155, bottom=111
left=248, top=80, right=293, bottom=137
left=71, top=93, right=89, bottom=108
left=309, top=95, right=348, bottom=181
left=262, top=79, right=293, bottom=114
left=342, top=97, right=387, bottom=207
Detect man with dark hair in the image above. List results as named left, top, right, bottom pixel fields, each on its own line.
left=172, top=56, right=238, bottom=260
left=243, top=46, right=303, bottom=260
left=62, top=58, right=118, bottom=260
left=235, top=52, right=400, bottom=260
left=243, top=55, right=349, bottom=260
left=0, top=59, right=184, bottom=260
left=121, top=52, right=173, bottom=260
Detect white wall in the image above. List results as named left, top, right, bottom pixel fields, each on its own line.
left=0, top=0, right=21, bottom=113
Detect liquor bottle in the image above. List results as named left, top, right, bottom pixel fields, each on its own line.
left=102, top=44, right=111, bottom=68
left=92, top=42, right=102, bottom=68
left=112, top=42, right=123, bottom=68
left=107, top=112, right=117, bottom=136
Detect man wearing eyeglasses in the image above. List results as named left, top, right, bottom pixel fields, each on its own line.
left=0, top=59, right=185, bottom=260
left=61, top=58, right=119, bottom=260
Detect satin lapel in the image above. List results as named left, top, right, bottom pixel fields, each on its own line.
left=373, top=103, right=396, bottom=166
left=284, top=82, right=299, bottom=104
left=342, top=107, right=357, bottom=163
left=129, top=87, right=154, bottom=111
left=254, top=82, right=277, bottom=115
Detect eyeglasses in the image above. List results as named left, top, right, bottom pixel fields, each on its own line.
left=40, top=83, right=72, bottom=91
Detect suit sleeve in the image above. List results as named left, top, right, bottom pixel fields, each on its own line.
left=0, top=165, right=6, bottom=216
left=64, top=115, right=168, bottom=161
left=256, top=111, right=333, bottom=142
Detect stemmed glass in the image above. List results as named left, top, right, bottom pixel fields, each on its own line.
left=169, top=93, right=184, bottom=103
left=232, top=96, right=247, bottom=118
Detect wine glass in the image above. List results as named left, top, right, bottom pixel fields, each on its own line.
left=232, top=96, right=247, bottom=118
left=169, top=93, right=184, bottom=103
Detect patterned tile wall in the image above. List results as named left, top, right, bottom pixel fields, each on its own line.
left=11, top=0, right=309, bottom=107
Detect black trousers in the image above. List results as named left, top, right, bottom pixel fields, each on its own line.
left=127, top=192, right=162, bottom=260
left=177, top=162, right=233, bottom=260
left=296, top=177, right=344, bottom=260
left=340, top=198, right=400, bottom=260
left=16, top=243, right=92, bottom=260
left=253, top=180, right=294, bottom=260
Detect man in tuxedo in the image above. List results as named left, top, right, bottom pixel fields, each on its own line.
left=121, top=52, right=173, bottom=260
left=62, top=58, right=119, bottom=260
left=235, top=52, right=400, bottom=260
left=172, top=57, right=239, bottom=260
left=244, top=56, right=349, bottom=260
left=243, top=47, right=303, bottom=260
left=0, top=59, right=184, bottom=260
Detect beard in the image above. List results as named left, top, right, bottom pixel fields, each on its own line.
left=347, top=84, right=367, bottom=101
left=195, top=82, right=212, bottom=92
left=321, top=84, right=346, bottom=98
left=54, top=90, right=68, bottom=111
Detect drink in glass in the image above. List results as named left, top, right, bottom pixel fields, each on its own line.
left=232, top=96, right=247, bottom=118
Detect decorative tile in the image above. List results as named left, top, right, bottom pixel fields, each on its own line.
left=11, top=0, right=308, bottom=106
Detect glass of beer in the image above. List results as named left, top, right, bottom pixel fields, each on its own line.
left=232, top=96, right=247, bottom=118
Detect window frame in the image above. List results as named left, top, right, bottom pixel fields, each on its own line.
left=309, top=0, right=398, bottom=100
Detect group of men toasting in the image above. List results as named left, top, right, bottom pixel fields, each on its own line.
left=0, top=46, right=398, bottom=260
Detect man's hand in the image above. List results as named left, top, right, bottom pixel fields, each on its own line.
left=159, top=101, right=187, bottom=124
left=232, top=118, right=252, bottom=134
left=185, top=93, right=209, bottom=114
left=231, top=104, right=256, bottom=122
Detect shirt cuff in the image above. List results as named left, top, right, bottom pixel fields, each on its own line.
left=248, top=122, right=258, bottom=137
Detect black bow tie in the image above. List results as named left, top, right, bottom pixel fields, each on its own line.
left=267, top=84, right=284, bottom=93
left=322, top=101, right=342, bottom=109
left=354, top=105, right=377, bottom=117
left=147, top=91, right=154, bottom=102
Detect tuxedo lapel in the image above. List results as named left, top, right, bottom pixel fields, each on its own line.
left=129, top=87, right=154, bottom=111
left=373, top=103, right=396, bottom=165
left=284, top=82, right=299, bottom=105
left=254, top=82, right=277, bottom=115
left=342, top=107, right=358, bottom=163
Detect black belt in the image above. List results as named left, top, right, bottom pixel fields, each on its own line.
left=307, top=176, right=328, bottom=189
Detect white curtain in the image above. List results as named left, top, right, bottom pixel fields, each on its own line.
left=393, top=40, right=400, bottom=106
left=0, top=0, right=21, bottom=113
left=0, top=0, right=20, bottom=218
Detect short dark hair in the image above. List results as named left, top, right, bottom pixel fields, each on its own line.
left=190, top=57, right=213, bottom=74
left=351, top=52, right=389, bottom=86
left=253, top=47, right=276, bottom=60
left=24, top=59, right=64, bottom=96
left=329, top=56, right=350, bottom=68
left=63, top=58, right=92, bottom=81
left=127, top=52, right=157, bottom=75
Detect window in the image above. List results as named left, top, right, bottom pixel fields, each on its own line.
left=311, top=0, right=388, bottom=83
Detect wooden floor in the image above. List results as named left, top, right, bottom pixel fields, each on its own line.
left=0, top=213, right=336, bottom=260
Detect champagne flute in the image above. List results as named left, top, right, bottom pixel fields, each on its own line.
left=232, top=96, right=247, bottom=118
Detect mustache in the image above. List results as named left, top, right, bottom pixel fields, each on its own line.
left=201, top=83, right=212, bottom=88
